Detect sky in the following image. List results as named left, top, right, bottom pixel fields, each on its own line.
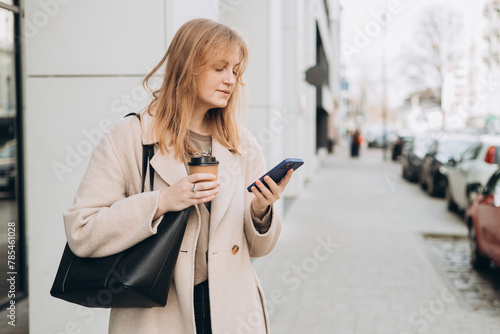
left=339, top=0, right=488, bottom=110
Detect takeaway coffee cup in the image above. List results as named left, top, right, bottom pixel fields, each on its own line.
left=188, top=156, right=219, bottom=180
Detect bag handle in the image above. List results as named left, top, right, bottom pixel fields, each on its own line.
left=124, top=113, right=155, bottom=192
left=143, top=143, right=155, bottom=192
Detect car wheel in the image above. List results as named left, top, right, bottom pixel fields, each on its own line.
left=419, top=171, right=427, bottom=190
left=402, top=165, right=409, bottom=180
left=409, top=167, right=418, bottom=183
left=467, top=191, right=477, bottom=208
left=469, top=224, right=490, bottom=271
left=445, top=183, right=458, bottom=212
left=466, top=185, right=480, bottom=208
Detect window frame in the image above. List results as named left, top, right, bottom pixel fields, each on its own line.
left=0, top=0, right=27, bottom=309
left=461, top=143, right=482, bottom=162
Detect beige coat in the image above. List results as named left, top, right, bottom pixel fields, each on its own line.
left=63, top=112, right=281, bottom=334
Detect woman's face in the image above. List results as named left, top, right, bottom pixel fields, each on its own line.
left=196, top=48, right=240, bottom=112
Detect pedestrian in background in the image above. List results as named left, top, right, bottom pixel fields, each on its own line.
left=350, top=129, right=361, bottom=158
left=63, top=18, right=293, bottom=334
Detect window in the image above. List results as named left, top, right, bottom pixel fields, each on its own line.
left=438, top=140, right=475, bottom=156
left=461, top=143, right=481, bottom=161
left=0, top=0, right=26, bottom=309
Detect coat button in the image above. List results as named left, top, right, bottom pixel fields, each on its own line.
left=232, top=245, right=239, bottom=255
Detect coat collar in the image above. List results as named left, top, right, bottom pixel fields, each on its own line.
left=140, top=111, right=239, bottom=237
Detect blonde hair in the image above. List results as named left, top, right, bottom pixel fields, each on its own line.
left=142, top=18, right=248, bottom=161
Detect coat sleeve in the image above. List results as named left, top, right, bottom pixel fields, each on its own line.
left=63, top=122, right=163, bottom=258
left=243, top=131, right=282, bottom=258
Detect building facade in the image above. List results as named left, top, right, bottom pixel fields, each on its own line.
left=11, top=0, right=340, bottom=331
left=481, top=0, right=500, bottom=130
left=0, top=0, right=27, bottom=315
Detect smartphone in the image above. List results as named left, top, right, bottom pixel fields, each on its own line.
left=247, top=158, right=304, bottom=192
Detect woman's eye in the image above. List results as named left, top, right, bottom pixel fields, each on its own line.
left=216, top=68, right=224, bottom=72
left=233, top=71, right=238, bottom=76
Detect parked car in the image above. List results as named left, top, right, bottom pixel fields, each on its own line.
left=419, top=134, right=477, bottom=197
left=445, top=135, right=500, bottom=213
left=0, top=140, right=16, bottom=193
left=401, top=134, right=436, bottom=182
left=466, top=168, right=500, bottom=270
left=390, top=130, right=414, bottom=161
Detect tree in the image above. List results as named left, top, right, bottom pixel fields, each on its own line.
left=401, top=5, right=465, bottom=107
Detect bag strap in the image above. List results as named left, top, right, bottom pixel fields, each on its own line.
left=143, top=143, right=155, bottom=192
left=124, top=113, right=155, bottom=192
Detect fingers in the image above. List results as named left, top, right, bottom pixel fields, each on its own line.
left=263, top=168, right=294, bottom=194
left=199, top=190, right=218, bottom=203
left=191, top=185, right=220, bottom=198
left=251, top=185, right=268, bottom=204
left=263, top=176, right=280, bottom=198
left=278, top=168, right=294, bottom=188
left=183, top=174, right=220, bottom=204
left=251, top=169, right=295, bottom=207
left=254, top=178, right=276, bottom=202
left=199, top=194, right=217, bottom=203
left=191, top=180, right=220, bottom=192
left=187, top=173, right=217, bottom=183
left=188, top=178, right=220, bottom=205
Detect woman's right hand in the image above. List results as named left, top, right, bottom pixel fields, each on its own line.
left=153, top=173, right=220, bottom=220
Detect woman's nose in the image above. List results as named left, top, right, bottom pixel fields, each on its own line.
left=224, top=72, right=236, bottom=86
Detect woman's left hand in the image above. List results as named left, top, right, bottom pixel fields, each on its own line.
left=251, top=168, right=294, bottom=216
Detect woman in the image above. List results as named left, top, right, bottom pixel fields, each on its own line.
left=63, top=18, right=293, bottom=334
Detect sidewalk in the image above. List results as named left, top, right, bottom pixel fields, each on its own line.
left=253, top=146, right=500, bottom=334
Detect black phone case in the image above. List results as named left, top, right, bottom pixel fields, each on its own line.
left=247, top=158, right=304, bottom=192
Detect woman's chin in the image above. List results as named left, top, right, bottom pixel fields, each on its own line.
left=212, top=101, right=229, bottom=109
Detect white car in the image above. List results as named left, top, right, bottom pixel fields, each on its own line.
left=445, top=135, right=500, bottom=213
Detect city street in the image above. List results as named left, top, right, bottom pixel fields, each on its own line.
left=253, top=144, right=500, bottom=334
left=2, top=143, right=500, bottom=333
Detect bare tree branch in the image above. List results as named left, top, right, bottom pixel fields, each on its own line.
left=398, top=5, right=465, bottom=106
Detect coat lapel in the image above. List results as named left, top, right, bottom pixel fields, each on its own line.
left=140, top=112, right=188, bottom=187
left=209, top=139, right=239, bottom=238
left=149, top=149, right=188, bottom=187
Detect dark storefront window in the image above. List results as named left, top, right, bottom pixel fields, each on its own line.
left=0, top=0, right=26, bottom=308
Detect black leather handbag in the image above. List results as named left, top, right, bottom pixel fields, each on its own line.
left=50, top=114, right=192, bottom=308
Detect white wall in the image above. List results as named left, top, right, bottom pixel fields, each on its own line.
left=24, top=1, right=217, bottom=332
left=167, top=0, right=219, bottom=43
left=220, top=0, right=285, bottom=213
left=220, top=0, right=283, bottom=159
left=281, top=0, right=308, bottom=196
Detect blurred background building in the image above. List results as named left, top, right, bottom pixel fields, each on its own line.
left=481, top=0, right=500, bottom=130
left=0, top=0, right=27, bottom=322
left=0, top=0, right=342, bottom=332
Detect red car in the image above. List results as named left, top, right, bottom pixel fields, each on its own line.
left=467, top=168, right=500, bottom=270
